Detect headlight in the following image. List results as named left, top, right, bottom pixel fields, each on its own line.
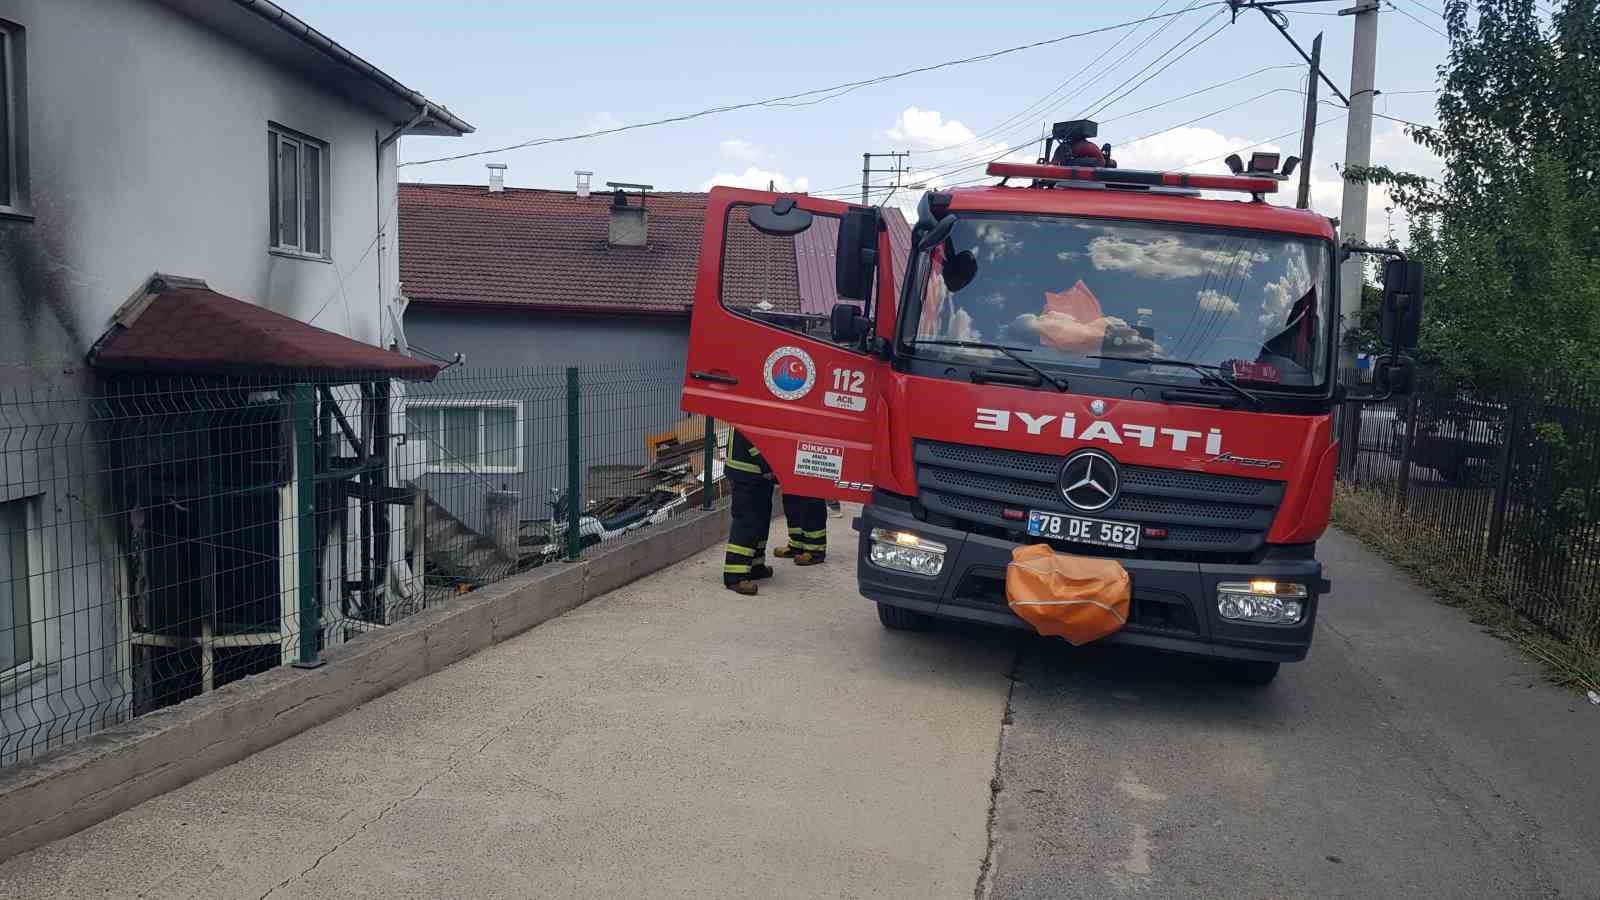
left=868, top=528, right=946, bottom=577
left=1217, top=581, right=1308, bottom=625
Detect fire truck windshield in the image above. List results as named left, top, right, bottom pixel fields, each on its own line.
left=905, top=214, right=1334, bottom=391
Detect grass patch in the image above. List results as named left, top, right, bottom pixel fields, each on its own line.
left=1333, top=483, right=1600, bottom=697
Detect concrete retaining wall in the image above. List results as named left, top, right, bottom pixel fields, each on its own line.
left=0, top=503, right=732, bottom=860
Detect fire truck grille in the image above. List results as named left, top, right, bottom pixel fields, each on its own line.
left=914, top=440, right=1286, bottom=556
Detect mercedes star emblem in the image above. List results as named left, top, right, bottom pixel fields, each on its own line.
left=1089, top=399, right=1107, bottom=416
left=1058, top=449, right=1120, bottom=512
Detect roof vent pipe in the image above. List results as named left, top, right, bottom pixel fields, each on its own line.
left=486, top=163, right=506, bottom=192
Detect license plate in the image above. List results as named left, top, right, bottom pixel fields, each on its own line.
left=1026, top=510, right=1141, bottom=551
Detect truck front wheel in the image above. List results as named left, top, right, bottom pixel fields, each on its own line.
left=1219, top=660, right=1281, bottom=685
left=877, top=602, right=936, bottom=632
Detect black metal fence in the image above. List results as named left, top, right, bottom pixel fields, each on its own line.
left=1341, top=377, right=1600, bottom=655
left=0, top=361, right=720, bottom=766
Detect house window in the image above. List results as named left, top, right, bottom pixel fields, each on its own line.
left=268, top=125, right=329, bottom=257
left=0, top=20, right=28, bottom=216
left=1, top=498, right=41, bottom=675
left=407, top=401, right=522, bottom=474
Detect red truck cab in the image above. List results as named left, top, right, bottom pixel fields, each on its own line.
left=682, top=134, right=1420, bottom=684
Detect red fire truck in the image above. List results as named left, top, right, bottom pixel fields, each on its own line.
left=682, top=121, right=1421, bottom=684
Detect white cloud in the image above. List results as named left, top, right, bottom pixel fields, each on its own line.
left=947, top=307, right=982, bottom=342
left=1259, top=243, right=1313, bottom=329
left=1196, top=289, right=1240, bottom=316
left=888, top=107, right=981, bottom=147
left=1089, top=235, right=1269, bottom=280
left=584, top=111, right=623, bottom=133
left=700, top=167, right=811, bottom=193
left=874, top=106, right=1032, bottom=220
left=719, top=139, right=771, bottom=165
left=1117, top=126, right=1279, bottom=175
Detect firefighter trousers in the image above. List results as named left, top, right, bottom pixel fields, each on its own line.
left=782, top=495, right=828, bottom=558
left=724, top=477, right=773, bottom=585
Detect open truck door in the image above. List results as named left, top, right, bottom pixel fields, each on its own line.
left=682, top=188, right=898, bottom=503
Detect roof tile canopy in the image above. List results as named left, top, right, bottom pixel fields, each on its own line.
left=90, top=276, right=439, bottom=381
left=399, top=184, right=911, bottom=318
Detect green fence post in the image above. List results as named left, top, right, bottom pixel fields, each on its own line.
left=566, top=367, right=582, bottom=561
left=291, top=383, right=322, bottom=668
left=702, top=416, right=715, bottom=511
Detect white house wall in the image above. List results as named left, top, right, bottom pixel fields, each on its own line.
left=0, top=0, right=421, bottom=764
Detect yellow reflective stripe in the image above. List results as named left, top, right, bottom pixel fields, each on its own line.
left=747, top=446, right=761, bottom=456
left=723, top=563, right=752, bottom=574
left=726, top=544, right=757, bottom=557
left=726, top=459, right=763, bottom=474
left=790, top=540, right=826, bottom=551
left=788, top=527, right=805, bottom=535
left=801, top=528, right=829, bottom=538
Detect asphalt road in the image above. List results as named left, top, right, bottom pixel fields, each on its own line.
left=2, top=512, right=1596, bottom=898
left=981, top=529, right=1600, bottom=899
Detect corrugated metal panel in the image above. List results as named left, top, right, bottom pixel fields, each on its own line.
left=795, top=208, right=913, bottom=316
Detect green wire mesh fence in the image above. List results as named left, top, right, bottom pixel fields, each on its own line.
left=0, top=361, right=721, bottom=766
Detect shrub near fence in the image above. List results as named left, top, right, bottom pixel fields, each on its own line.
left=1342, top=377, right=1600, bottom=655
left=0, top=360, right=714, bottom=766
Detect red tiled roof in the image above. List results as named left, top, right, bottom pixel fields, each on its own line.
left=399, top=184, right=710, bottom=317
left=398, top=183, right=911, bottom=318
left=90, top=276, right=438, bottom=381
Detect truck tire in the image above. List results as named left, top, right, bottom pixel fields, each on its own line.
left=1219, top=660, right=1280, bottom=685
left=877, top=602, right=936, bottom=632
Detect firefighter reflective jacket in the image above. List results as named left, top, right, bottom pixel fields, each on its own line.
left=726, top=429, right=772, bottom=482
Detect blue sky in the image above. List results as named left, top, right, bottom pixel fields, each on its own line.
left=287, top=0, right=1457, bottom=237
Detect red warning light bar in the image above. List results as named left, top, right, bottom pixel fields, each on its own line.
left=987, top=162, right=1279, bottom=195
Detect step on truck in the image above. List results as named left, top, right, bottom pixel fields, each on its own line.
left=682, top=120, right=1422, bottom=684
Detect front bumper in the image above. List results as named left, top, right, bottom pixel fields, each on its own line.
left=855, top=495, right=1328, bottom=663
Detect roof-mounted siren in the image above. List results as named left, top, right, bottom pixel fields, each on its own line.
left=1045, top=119, right=1117, bottom=169
left=1226, top=151, right=1301, bottom=180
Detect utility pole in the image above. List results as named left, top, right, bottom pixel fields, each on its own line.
left=860, top=151, right=910, bottom=206
left=1337, top=1, right=1380, bottom=373
left=1296, top=33, right=1323, bottom=209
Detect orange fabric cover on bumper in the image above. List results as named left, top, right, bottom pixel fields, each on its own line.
left=1005, top=544, right=1131, bottom=645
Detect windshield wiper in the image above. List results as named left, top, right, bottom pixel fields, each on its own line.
left=1088, top=354, right=1264, bottom=410
left=915, top=340, right=1070, bottom=392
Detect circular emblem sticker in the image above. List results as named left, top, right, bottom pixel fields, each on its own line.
left=763, top=346, right=816, bottom=401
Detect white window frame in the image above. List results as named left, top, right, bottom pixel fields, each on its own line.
left=0, top=20, right=29, bottom=219
left=407, top=400, right=524, bottom=475
left=268, top=123, right=330, bottom=260
left=1, top=496, right=47, bottom=682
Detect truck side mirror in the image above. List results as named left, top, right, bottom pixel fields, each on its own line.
left=1375, top=355, right=1415, bottom=395
left=835, top=207, right=881, bottom=301
left=830, top=302, right=870, bottom=346
left=1381, top=258, right=1424, bottom=350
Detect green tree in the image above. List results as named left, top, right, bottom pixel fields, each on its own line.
left=1351, top=0, right=1600, bottom=389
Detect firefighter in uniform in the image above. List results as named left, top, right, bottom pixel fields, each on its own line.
left=773, top=495, right=828, bottom=565
left=723, top=430, right=828, bottom=595
left=724, top=429, right=776, bottom=595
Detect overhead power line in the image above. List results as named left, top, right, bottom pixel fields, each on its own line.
left=1385, top=1, right=1449, bottom=38
left=919, top=0, right=1190, bottom=155
left=399, top=4, right=1229, bottom=169
left=1081, top=9, right=1232, bottom=119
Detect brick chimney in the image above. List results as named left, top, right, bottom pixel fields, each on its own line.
left=606, top=182, right=652, bottom=248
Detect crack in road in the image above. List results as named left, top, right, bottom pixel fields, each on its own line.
left=255, top=699, right=556, bottom=900
left=975, top=641, right=1023, bottom=900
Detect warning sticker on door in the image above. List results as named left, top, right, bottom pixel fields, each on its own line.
left=794, top=442, right=844, bottom=480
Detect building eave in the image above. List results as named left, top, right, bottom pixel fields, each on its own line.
left=156, top=0, right=474, bottom=137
